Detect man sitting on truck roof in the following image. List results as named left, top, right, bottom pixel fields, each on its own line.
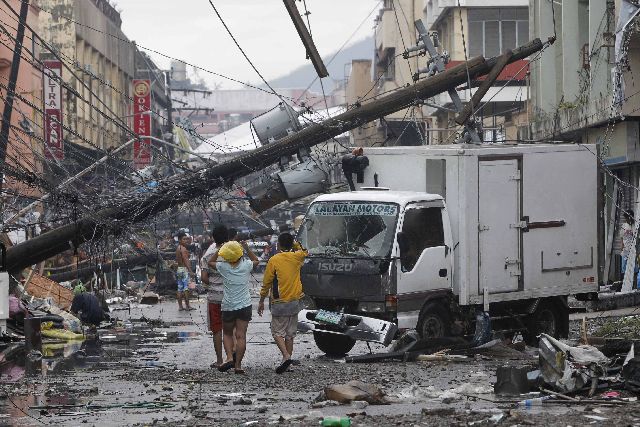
left=258, top=232, right=307, bottom=374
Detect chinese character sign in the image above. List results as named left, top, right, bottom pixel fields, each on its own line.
left=132, top=80, right=151, bottom=169
left=42, top=60, right=63, bottom=160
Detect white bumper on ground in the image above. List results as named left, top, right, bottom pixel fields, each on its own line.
left=297, top=309, right=398, bottom=346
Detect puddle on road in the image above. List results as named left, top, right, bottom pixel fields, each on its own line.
left=0, top=319, right=202, bottom=425
left=0, top=323, right=203, bottom=381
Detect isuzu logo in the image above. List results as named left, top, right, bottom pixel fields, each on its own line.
left=318, top=262, right=354, bottom=273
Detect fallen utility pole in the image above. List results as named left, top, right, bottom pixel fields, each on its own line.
left=5, top=38, right=549, bottom=273
left=0, top=0, right=30, bottom=197
left=283, top=0, right=329, bottom=78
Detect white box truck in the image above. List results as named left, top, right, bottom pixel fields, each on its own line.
left=297, top=144, right=599, bottom=355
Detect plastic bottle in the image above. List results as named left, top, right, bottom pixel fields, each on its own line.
left=517, top=395, right=552, bottom=408
left=320, top=416, right=351, bottom=427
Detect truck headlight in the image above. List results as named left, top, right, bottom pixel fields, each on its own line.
left=358, top=302, right=385, bottom=313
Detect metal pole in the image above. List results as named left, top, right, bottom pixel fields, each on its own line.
left=4, top=138, right=136, bottom=226
left=0, top=0, right=30, bottom=197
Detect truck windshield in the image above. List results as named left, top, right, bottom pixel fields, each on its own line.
left=298, top=201, right=399, bottom=258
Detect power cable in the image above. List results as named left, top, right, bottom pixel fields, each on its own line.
left=206, top=0, right=283, bottom=100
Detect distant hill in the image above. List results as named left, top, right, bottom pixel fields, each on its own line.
left=268, top=36, right=373, bottom=92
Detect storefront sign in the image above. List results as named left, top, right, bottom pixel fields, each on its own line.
left=132, top=79, right=151, bottom=169
left=42, top=60, right=63, bottom=159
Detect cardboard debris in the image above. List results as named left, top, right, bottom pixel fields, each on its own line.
left=324, top=380, right=389, bottom=405
left=25, top=274, right=73, bottom=310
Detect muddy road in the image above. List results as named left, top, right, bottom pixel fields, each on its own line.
left=0, top=297, right=639, bottom=426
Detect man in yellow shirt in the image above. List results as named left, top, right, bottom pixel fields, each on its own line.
left=258, top=232, right=307, bottom=374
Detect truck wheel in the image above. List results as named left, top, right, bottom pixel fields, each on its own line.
left=417, top=302, right=451, bottom=339
left=523, top=300, right=567, bottom=346
left=313, top=331, right=356, bottom=356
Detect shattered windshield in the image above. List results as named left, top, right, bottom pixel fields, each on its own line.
left=297, top=201, right=399, bottom=258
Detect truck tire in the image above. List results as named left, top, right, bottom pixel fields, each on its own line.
left=523, top=299, right=567, bottom=346
left=313, top=331, right=356, bottom=356
left=417, top=302, right=451, bottom=339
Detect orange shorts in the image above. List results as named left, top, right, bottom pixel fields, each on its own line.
left=207, top=302, right=222, bottom=333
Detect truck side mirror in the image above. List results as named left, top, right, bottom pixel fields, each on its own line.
left=397, top=232, right=408, bottom=259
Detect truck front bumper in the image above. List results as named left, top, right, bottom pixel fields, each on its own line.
left=297, top=309, right=398, bottom=346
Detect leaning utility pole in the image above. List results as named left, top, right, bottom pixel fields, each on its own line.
left=5, top=38, right=550, bottom=273
left=0, top=0, right=30, bottom=197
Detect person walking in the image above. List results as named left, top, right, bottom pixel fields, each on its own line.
left=210, top=240, right=259, bottom=374
left=258, top=232, right=307, bottom=374
left=175, top=231, right=195, bottom=311
left=621, top=210, right=640, bottom=289
left=200, top=225, right=229, bottom=368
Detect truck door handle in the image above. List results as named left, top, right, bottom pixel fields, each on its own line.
left=439, top=269, right=448, bottom=277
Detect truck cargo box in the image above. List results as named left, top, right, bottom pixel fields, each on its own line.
left=354, top=143, right=599, bottom=307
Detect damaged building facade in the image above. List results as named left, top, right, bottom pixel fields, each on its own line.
left=346, top=0, right=530, bottom=147
left=529, top=0, right=636, bottom=283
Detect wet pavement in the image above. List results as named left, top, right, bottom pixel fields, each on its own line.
left=0, top=296, right=639, bottom=426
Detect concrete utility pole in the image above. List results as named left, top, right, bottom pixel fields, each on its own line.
left=283, top=0, right=329, bottom=78
left=4, top=38, right=549, bottom=273
left=0, top=0, right=29, bottom=197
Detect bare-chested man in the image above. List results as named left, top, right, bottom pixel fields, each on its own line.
left=175, top=232, right=194, bottom=311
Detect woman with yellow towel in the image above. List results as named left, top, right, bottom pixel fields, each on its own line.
left=209, top=240, right=259, bottom=374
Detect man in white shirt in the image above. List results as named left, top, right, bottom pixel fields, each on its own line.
left=200, top=225, right=229, bottom=368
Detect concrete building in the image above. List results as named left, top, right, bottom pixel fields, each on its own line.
left=424, top=0, right=530, bottom=144
left=372, top=0, right=429, bottom=146
left=528, top=0, right=638, bottom=282
left=345, top=59, right=387, bottom=147
left=0, top=0, right=43, bottom=206
left=38, top=0, right=135, bottom=158
left=346, top=0, right=530, bottom=147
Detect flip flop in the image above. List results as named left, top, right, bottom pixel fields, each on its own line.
left=275, top=359, right=292, bottom=374
left=234, top=369, right=246, bottom=375
left=217, top=360, right=234, bottom=372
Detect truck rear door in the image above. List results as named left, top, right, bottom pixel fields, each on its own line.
left=478, top=159, right=521, bottom=293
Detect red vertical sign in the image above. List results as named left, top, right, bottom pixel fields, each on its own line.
left=132, top=79, right=151, bottom=169
left=42, top=60, right=63, bottom=160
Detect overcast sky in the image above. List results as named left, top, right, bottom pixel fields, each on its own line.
left=116, top=0, right=381, bottom=89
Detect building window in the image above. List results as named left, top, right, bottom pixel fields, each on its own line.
left=468, top=8, right=529, bottom=58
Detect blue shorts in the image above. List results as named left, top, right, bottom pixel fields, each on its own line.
left=176, top=270, right=189, bottom=292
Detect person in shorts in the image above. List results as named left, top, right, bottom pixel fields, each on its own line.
left=201, top=225, right=229, bottom=368
left=210, top=240, right=259, bottom=374
left=175, top=231, right=194, bottom=311
left=258, top=232, right=307, bottom=374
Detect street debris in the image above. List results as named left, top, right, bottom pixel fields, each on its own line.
left=539, top=333, right=609, bottom=394
left=324, top=380, right=389, bottom=405
left=494, top=366, right=530, bottom=395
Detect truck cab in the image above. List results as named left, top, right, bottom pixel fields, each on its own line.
left=298, top=190, right=454, bottom=355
